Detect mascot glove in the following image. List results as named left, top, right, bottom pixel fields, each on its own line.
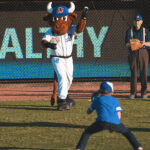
left=49, top=43, right=57, bottom=50
left=81, top=6, right=89, bottom=20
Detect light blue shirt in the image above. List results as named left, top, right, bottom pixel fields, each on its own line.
left=88, top=95, right=123, bottom=124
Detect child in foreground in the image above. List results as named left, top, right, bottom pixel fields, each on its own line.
left=76, top=81, right=143, bottom=150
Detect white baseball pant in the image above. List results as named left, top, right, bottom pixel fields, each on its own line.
left=51, top=56, right=73, bottom=99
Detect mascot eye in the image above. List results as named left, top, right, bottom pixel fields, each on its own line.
left=53, top=17, right=59, bottom=22
left=62, top=16, right=67, bottom=21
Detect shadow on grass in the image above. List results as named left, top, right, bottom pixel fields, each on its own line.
left=141, top=122, right=150, bottom=123
left=0, top=147, right=55, bottom=150
left=113, top=95, right=129, bottom=98
left=141, top=99, right=150, bottom=101
left=129, top=128, right=150, bottom=132
left=0, top=104, right=55, bottom=107
left=0, top=121, right=87, bottom=129
left=0, top=121, right=149, bottom=132
left=0, top=94, right=50, bottom=96
left=0, top=105, right=57, bottom=111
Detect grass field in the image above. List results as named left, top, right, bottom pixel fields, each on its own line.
left=0, top=99, right=150, bottom=150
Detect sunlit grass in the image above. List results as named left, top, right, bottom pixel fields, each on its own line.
left=0, top=99, right=150, bottom=150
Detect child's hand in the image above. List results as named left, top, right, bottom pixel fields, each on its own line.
left=87, top=108, right=92, bottom=114
left=109, top=129, right=114, bottom=133
left=91, top=91, right=100, bottom=102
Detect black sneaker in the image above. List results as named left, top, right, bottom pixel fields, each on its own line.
left=57, top=102, right=70, bottom=111
left=129, top=94, right=138, bottom=99
left=137, top=147, right=143, bottom=150
left=129, top=94, right=135, bottom=99
left=141, top=95, right=148, bottom=99
left=66, top=95, right=76, bottom=107
left=57, top=98, right=70, bottom=111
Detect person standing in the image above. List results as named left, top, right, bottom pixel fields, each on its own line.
left=125, top=14, right=150, bottom=99
left=76, top=81, right=143, bottom=150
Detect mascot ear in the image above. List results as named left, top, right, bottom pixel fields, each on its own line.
left=43, top=13, right=52, bottom=21
left=68, top=13, right=77, bottom=21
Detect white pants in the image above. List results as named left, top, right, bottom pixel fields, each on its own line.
left=51, top=57, right=73, bottom=99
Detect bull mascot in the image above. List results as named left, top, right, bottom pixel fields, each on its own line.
left=42, top=2, right=88, bottom=110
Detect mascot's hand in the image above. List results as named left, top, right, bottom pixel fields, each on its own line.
left=49, top=43, right=57, bottom=50
left=81, top=6, right=89, bottom=20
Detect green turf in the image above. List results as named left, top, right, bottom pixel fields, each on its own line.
left=0, top=99, right=150, bottom=150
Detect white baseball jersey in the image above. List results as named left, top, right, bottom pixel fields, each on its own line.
left=42, top=25, right=76, bottom=56
left=42, top=25, right=76, bottom=99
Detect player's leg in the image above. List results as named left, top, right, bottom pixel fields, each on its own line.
left=66, top=57, right=73, bottom=90
left=65, top=57, right=75, bottom=106
left=139, top=49, right=149, bottom=99
left=128, top=51, right=139, bottom=99
left=51, top=57, right=70, bottom=110
left=110, top=123, right=143, bottom=150
left=76, top=122, right=107, bottom=150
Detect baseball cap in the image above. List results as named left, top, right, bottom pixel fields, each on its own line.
left=52, top=5, right=69, bottom=17
left=100, top=81, right=114, bottom=94
left=134, top=14, right=143, bottom=21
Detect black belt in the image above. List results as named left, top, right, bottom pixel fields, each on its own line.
left=139, top=46, right=146, bottom=50
left=50, top=55, right=72, bottom=58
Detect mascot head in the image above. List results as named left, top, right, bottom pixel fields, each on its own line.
left=43, top=2, right=77, bottom=35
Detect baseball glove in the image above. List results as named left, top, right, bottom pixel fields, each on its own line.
left=130, top=39, right=143, bottom=51
left=91, top=90, right=100, bottom=102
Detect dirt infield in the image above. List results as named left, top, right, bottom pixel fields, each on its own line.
left=0, top=81, right=150, bottom=101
